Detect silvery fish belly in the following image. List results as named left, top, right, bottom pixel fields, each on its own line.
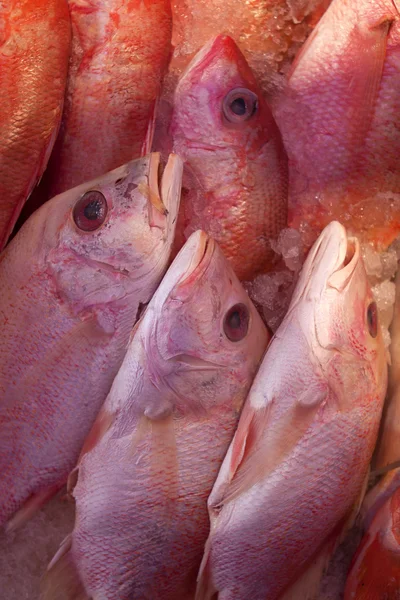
left=0, top=153, right=183, bottom=531
left=42, top=230, right=269, bottom=600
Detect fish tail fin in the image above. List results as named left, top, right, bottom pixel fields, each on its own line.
left=195, top=537, right=217, bottom=600
left=41, top=535, right=89, bottom=600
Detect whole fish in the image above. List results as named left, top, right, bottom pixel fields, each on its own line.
left=196, top=221, right=388, bottom=600
left=0, top=152, right=182, bottom=531
left=276, top=0, right=400, bottom=250
left=343, top=266, right=400, bottom=599
left=170, top=35, right=288, bottom=281
left=0, top=0, right=71, bottom=250
left=45, top=0, right=172, bottom=198
left=42, top=230, right=269, bottom=600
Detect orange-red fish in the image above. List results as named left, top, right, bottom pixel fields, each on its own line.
left=45, top=0, right=172, bottom=198
left=0, top=153, right=182, bottom=531
left=170, top=35, right=288, bottom=281
left=276, top=0, right=400, bottom=250
left=42, top=230, right=269, bottom=600
left=0, top=0, right=71, bottom=250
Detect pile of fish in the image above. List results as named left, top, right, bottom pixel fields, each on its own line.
left=1, top=0, right=400, bottom=598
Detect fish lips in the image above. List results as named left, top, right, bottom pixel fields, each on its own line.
left=289, top=221, right=359, bottom=310
left=167, top=230, right=216, bottom=303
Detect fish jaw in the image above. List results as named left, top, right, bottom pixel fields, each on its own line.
left=170, top=34, right=288, bottom=281
left=196, top=222, right=388, bottom=600
left=35, top=153, right=183, bottom=315
left=344, top=484, right=400, bottom=600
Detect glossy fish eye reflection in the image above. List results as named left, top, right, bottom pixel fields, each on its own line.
left=222, top=88, right=258, bottom=123
left=367, top=301, right=379, bottom=338
left=223, top=303, right=250, bottom=341
left=73, top=190, right=108, bottom=232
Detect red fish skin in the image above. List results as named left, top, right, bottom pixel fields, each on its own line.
left=45, top=0, right=172, bottom=199
left=275, top=0, right=400, bottom=251
left=170, top=35, right=288, bottom=282
left=0, top=154, right=182, bottom=530
left=344, top=485, right=400, bottom=600
left=0, top=0, right=71, bottom=250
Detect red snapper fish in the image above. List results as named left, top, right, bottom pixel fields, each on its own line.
left=170, top=35, right=288, bottom=281
left=0, top=153, right=182, bottom=531
left=42, top=230, right=269, bottom=600
left=196, top=221, right=388, bottom=600
left=276, top=0, right=400, bottom=250
left=45, top=0, right=172, bottom=199
left=0, top=0, right=71, bottom=250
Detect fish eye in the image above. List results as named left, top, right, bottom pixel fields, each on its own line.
left=73, top=190, right=108, bottom=232
left=223, top=303, right=250, bottom=342
left=222, top=88, right=259, bottom=123
left=367, top=301, right=378, bottom=338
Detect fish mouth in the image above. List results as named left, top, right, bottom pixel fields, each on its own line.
left=169, top=231, right=215, bottom=301
left=142, top=152, right=183, bottom=232
left=289, top=221, right=360, bottom=309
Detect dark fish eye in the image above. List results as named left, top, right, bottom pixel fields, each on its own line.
left=222, top=88, right=259, bottom=123
left=223, top=303, right=250, bottom=342
left=73, top=190, right=108, bottom=232
left=367, top=301, right=378, bottom=338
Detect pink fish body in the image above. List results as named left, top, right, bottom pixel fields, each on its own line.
left=43, top=230, right=269, bottom=600
left=0, top=153, right=182, bottom=530
left=196, top=221, right=388, bottom=600
left=276, top=0, right=400, bottom=250
left=170, top=35, right=288, bottom=281
left=45, top=0, right=172, bottom=198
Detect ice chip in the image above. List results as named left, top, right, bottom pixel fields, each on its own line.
left=246, top=269, right=296, bottom=332
left=270, top=227, right=305, bottom=272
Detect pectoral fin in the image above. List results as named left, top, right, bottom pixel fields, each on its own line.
left=219, top=398, right=321, bottom=506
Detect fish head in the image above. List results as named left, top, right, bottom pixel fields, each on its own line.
left=39, top=153, right=182, bottom=312
left=170, top=34, right=278, bottom=154
left=289, top=220, right=388, bottom=407
left=144, top=230, right=269, bottom=415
